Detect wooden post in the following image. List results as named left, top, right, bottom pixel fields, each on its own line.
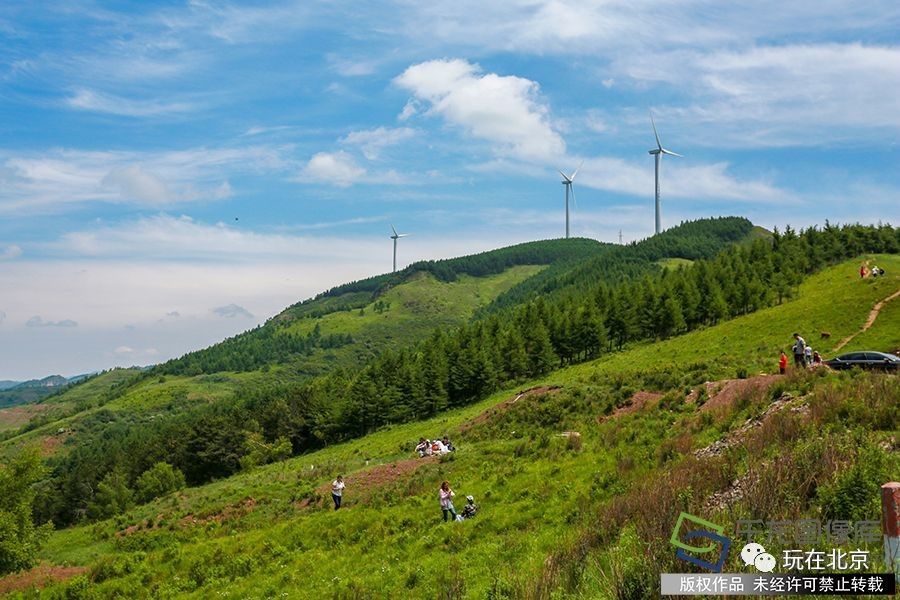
left=883, top=482, right=900, bottom=574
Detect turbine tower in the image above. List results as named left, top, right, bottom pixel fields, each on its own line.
left=390, top=224, right=409, bottom=273
left=558, top=161, right=583, bottom=238
left=648, top=114, right=682, bottom=235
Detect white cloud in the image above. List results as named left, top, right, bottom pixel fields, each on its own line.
left=617, top=43, right=900, bottom=145
left=1, top=245, right=22, bottom=260
left=114, top=345, right=135, bottom=355
left=398, top=99, right=420, bottom=121
left=102, top=165, right=172, bottom=204
left=212, top=304, right=254, bottom=319
left=66, top=88, right=195, bottom=116
left=300, top=151, right=366, bottom=187
left=0, top=146, right=279, bottom=214
left=394, top=59, right=566, bottom=162
left=575, top=156, right=791, bottom=203
left=26, top=316, right=78, bottom=328
left=341, top=127, right=417, bottom=160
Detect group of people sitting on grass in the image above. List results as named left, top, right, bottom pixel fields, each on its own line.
left=439, top=480, right=477, bottom=522
left=415, top=436, right=455, bottom=457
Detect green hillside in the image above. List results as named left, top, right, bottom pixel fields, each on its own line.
left=5, top=254, right=897, bottom=598
left=0, top=265, right=544, bottom=457
left=156, top=239, right=609, bottom=377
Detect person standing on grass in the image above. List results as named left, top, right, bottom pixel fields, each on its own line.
left=331, top=475, right=345, bottom=510
left=439, top=481, right=457, bottom=522
left=779, top=351, right=788, bottom=374
left=792, top=333, right=806, bottom=367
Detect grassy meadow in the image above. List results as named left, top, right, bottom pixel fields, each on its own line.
left=7, top=255, right=898, bottom=598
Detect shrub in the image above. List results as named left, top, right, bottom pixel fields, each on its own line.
left=818, top=440, right=888, bottom=522
left=0, top=450, right=53, bottom=575
left=88, top=468, right=134, bottom=520
left=136, top=463, right=186, bottom=504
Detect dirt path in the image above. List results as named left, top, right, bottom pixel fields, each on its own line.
left=600, top=374, right=780, bottom=423
left=833, top=287, right=900, bottom=352
left=299, top=456, right=440, bottom=508
left=0, top=564, right=87, bottom=595
left=599, top=391, right=663, bottom=422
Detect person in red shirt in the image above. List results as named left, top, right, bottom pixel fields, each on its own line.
left=779, top=351, right=788, bottom=374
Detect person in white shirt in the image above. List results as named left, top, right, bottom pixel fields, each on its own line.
left=439, top=481, right=457, bottom=521
left=331, top=475, right=345, bottom=510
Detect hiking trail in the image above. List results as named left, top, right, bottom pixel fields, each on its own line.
left=833, top=287, right=900, bottom=352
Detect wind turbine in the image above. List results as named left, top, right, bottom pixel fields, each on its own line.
left=558, top=161, right=583, bottom=239
left=390, top=225, right=409, bottom=273
left=648, top=113, right=682, bottom=235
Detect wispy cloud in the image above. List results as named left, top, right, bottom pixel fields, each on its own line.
left=0, top=146, right=285, bottom=214
left=0, top=244, right=22, bottom=260
left=576, top=156, right=793, bottom=203
left=341, top=127, right=417, bottom=160
left=617, top=43, right=900, bottom=146
left=66, top=88, right=196, bottom=116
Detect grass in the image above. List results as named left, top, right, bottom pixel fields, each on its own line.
left=9, top=256, right=899, bottom=598
left=656, top=257, right=694, bottom=270
left=283, top=265, right=545, bottom=337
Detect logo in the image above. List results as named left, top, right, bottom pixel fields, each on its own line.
left=670, top=512, right=731, bottom=572
left=740, top=542, right=776, bottom=572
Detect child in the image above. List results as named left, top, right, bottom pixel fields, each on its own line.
left=460, top=495, right=477, bottom=519
left=415, top=438, right=429, bottom=457
left=779, top=351, right=788, bottom=374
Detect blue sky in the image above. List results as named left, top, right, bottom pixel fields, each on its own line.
left=1, top=1, right=898, bottom=379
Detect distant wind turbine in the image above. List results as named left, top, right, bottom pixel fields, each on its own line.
left=558, top=161, right=583, bottom=238
left=648, top=113, right=682, bottom=235
left=390, top=225, right=409, bottom=273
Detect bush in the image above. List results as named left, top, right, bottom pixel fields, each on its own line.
left=0, top=450, right=53, bottom=575
left=818, top=440, right=888, bottom=522
left=136, top=463, right=186, bottom=504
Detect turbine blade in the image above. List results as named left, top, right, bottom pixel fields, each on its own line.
left=570, top=160, right=584, bottom=181
left=650, top=112, right=662, bottom=150
left=571, top=183, right=577, bottom=210
left=391, top=224, right=398, bottom=237
left=558, top=169, right=571, bottom=183
left=398, top=233, right=410, bottom=238
left=661, top=149, right=683, bottom=157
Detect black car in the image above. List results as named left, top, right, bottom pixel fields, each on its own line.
left=824, top=351, right=900, bottom=371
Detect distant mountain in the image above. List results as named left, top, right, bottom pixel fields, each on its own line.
left=12, top=375, right=68, bottom=389
left=0, top=374, right=72, bottom=408
left=0, top=380, right=20, bottom=391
